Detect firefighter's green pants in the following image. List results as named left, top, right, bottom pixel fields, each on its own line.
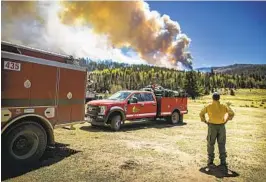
left=207, top=123, right=227, bottom=164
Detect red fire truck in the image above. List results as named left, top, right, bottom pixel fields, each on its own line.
left=1, top=41, right=87, bottom=164
left=86, top=90, right=188, bottom=131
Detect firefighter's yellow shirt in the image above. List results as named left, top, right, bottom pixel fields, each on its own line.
left=199, top=101, right=235, bottom=124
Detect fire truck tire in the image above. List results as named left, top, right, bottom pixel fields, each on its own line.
left=179, top=114, right=184, bottom=123
left=110, top=114, right=122, bottom=131
left=168, top=111, right=181, bottom=124
left=2, top=121, right=47, bottom=165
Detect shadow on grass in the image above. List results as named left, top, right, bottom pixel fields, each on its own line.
left=199, top=165, right=239, bottom=179
left=80, top=119, right=187, bottom=132
left=1, top=142, right=80, bottom=181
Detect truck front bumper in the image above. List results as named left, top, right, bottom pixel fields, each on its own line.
left=85, top=114, right=107, bottom=126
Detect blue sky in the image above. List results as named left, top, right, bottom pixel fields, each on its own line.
left=147, top=1, right=266, bottom=68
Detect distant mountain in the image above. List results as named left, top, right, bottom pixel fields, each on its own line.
left=79, top=57, right=266, bottom=76
left=196, top=64, right=266, bottom=75
left=194, top=67, right=212, bottom=73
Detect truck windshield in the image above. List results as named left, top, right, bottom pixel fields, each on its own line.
left=107, top=91, right=131, bottom=101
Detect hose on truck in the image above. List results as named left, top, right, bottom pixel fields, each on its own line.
left=141, top=85, right=187, bottom=97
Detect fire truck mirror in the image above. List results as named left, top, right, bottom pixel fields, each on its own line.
left=128, top=97, right=138, bottom=104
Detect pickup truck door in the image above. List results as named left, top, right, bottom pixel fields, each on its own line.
left=126, top=93, right=143, bottom=119
left=140, top=92, right=157, bottom=118
left=126, top=92, right=157, bottom=119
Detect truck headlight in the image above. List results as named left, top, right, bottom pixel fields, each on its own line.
left=99, top=106, right=106, bottom=115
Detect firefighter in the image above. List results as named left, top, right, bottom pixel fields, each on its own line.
left=199, top=92, right=235, bottom=172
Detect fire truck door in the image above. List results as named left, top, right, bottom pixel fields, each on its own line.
left=140, top=92, right=157, bottom=118
left=126, top=93, right=142, bottom=119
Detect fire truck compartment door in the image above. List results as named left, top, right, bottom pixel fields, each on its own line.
left=57, top=68, right=85, bottom=124
left=1, top=59, right=32, bottom=107
left=30, top=63, right=57, bottom=107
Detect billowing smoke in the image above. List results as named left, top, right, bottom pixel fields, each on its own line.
left=2, top=1, right=192, bottom=69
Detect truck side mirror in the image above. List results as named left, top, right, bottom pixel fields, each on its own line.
left=128, top=97, right=138, bottom=104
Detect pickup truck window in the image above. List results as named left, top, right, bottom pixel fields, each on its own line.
left=142, top=93, right=155, bottom=101
left=108, top=91, right=131, bottom=101
left=131, top=93, right=144, bottom=102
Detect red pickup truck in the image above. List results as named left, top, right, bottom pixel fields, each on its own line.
left=85, top=90, right=188, bottom=131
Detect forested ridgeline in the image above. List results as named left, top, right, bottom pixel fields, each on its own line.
left=213, top=64, right=266, bottom=75
left=78, top=58, right=266, bottom=96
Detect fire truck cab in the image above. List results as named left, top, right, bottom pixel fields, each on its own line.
left=1, top=41, right=87, bottom=164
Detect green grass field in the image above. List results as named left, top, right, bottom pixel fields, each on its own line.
left=3, top=89, right=266, bottom=182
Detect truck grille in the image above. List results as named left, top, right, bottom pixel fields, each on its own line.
left=87, top=105, right=100, bottom=117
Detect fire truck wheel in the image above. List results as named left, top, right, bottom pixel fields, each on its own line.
left=169, top=111, right=180, bottom=124
left=110, top=115, right=122, bottom=131
left=3, top=121, right=47, bottom=165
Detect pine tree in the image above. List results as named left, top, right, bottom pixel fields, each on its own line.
left=184, top=71, right=203, bottom=99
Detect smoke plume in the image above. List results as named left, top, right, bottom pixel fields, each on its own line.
left=2, top=1, right=192, bottom=69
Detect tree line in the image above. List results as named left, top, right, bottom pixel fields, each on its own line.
left=78, top=58, right=266, bottom=97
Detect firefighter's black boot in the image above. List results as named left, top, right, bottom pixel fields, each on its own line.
left=207, top=161, right=215, bottom=168
left=206, top=160, right=215, bottom=172
left=219, top=160, right=228, bottom=174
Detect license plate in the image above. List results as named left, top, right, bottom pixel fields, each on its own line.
left=85, top=117, right=92, bottom=122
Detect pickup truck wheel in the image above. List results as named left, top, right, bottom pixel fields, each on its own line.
left=110, top=115, right=122, bottom=131
left=2, top=121, right=47, bottom=165
left=169, top=111, right=180, bottom=124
